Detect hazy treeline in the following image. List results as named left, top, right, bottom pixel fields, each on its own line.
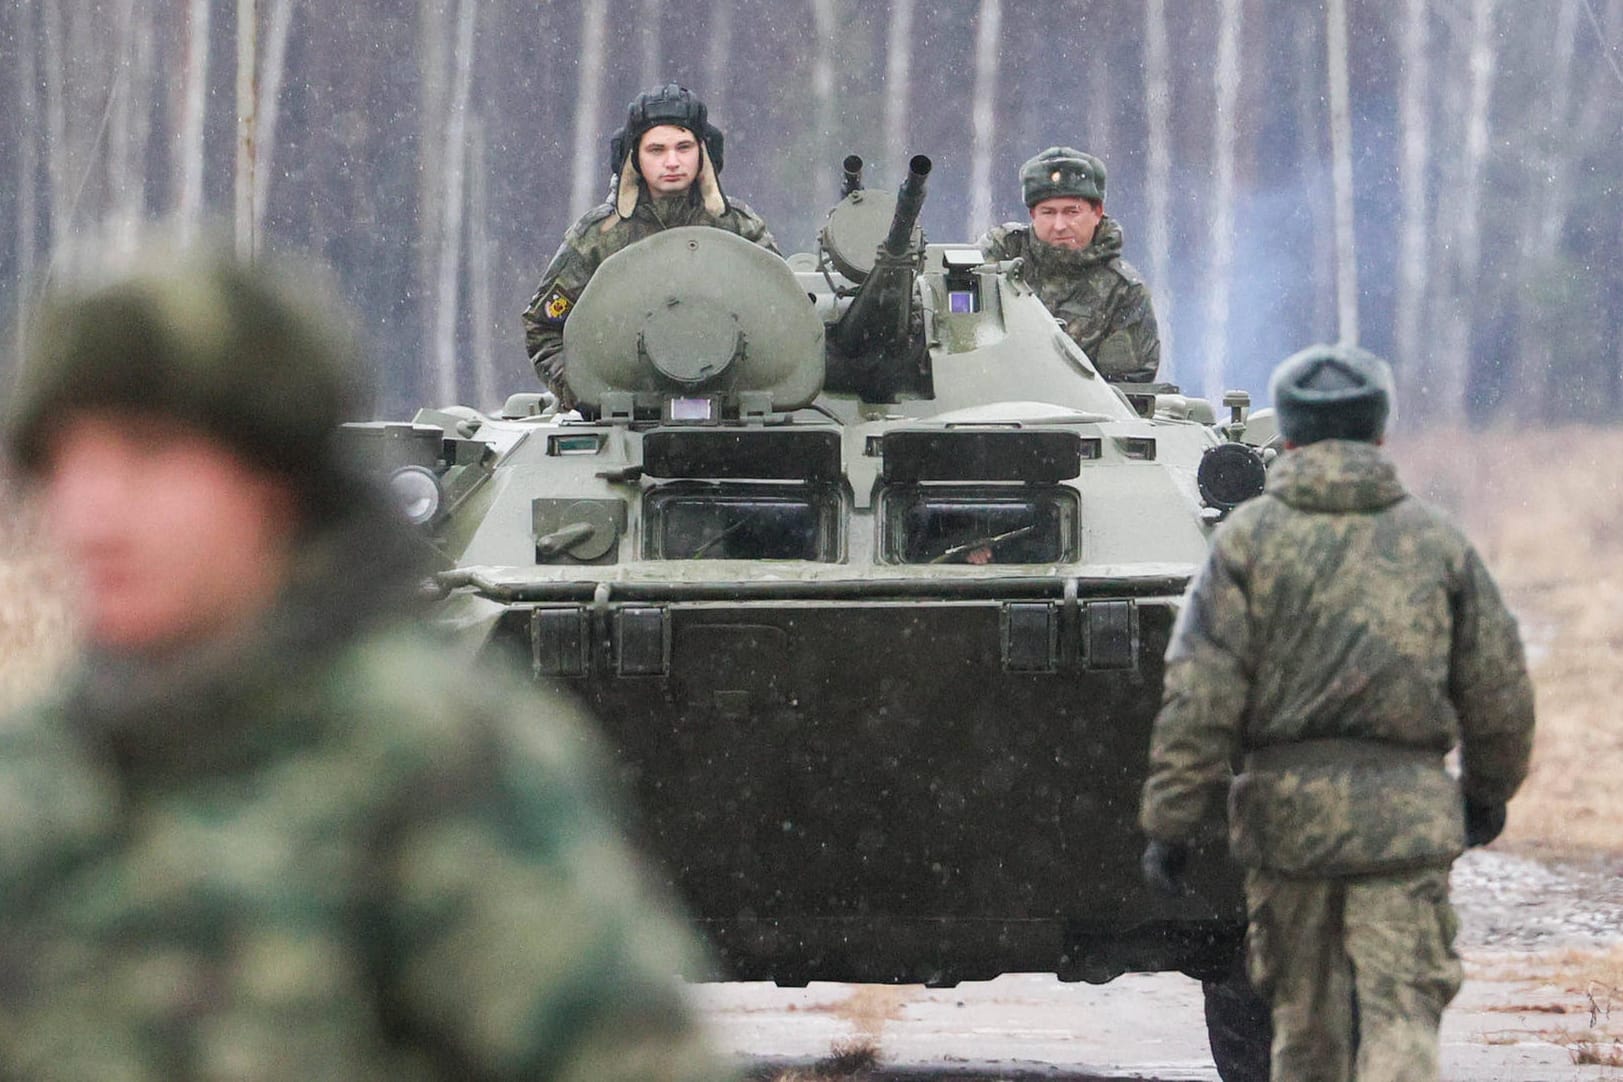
left=2, top=0, right=1620, bottom=424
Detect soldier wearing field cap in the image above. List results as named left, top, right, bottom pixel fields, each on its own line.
left=979, top=147, right=1160, bottom=382
left=1137, top=344, right=1536, bottom=1082
left=524, top=83, right=778, bottom=410
left=0, top=243, right=732, bottom=1082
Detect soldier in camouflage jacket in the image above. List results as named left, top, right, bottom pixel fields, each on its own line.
left=1139, top=345, right=1534, bottom=1082
left=979, top=148, right=1160, bottom=383
left=0, top=246, right=733, bottom=1082
left=524, top=84, right=777, bottom=409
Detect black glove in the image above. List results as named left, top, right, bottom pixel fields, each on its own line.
left=1141, top=839, right=1191, bottom=897
left=1464, top=798, right=1507, bottom=848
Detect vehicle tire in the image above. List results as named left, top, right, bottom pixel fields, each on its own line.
left=1202, top=955, right=1272, bottom=1082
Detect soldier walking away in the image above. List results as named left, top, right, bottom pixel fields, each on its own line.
left=979, top=147, right=1161, bottom=382
left=1138, top=344, right=1536, bottom=1082
left=0, top=243, right=734, bottom=1082
left=524, top=83, right=778, bottom=410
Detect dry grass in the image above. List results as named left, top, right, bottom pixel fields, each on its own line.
left=1390, top=425, right=1623, bottom=858
left=1462, top=940, right=1623, bottom=1061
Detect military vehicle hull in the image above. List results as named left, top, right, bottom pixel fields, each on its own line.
left=361, top=160, right=1276, bottom=1079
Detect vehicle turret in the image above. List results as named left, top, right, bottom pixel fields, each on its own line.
left=562, top=227, right=825, bottom=422
left=823, top=155, right=933, bottom=403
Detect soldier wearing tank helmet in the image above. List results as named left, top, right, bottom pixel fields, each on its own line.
left=1137, top=345, right=1536, bottom=1082
left=0, top=243, right=734, bottom=1082
left=979, top=147, right=1160, bottom=382
left=524, top=83, right=778, bottom=410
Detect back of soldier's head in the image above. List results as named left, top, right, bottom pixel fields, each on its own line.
left=1269, top=344, right=1394, bottom=446
left=6, top=238, right=364, bottom=517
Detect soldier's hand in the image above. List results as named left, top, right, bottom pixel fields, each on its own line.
left=1141, top=839, right=1190, bottom=897
left=1464, top=798, right=1507, bottom=848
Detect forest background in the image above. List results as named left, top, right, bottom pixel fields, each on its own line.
left=1, top=0, right=1620, bottom=423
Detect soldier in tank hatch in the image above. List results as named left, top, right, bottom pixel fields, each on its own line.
left=524, top=83, right=779, bottom=411
left=1138, top=344, right=1535, bottom=1082
left=979, top=147, right=1161, bottom=383
left=0, top=242, right=734, bottom=1082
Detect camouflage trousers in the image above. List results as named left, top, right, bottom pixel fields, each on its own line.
left=1245, top=865, right=1463, bottom=1082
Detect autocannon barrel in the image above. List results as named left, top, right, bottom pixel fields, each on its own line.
left=882, top=155, right=932, bottom=257
left=827, top=155, right=933, bottom=401
left=841, top=155, right=865, bottom=197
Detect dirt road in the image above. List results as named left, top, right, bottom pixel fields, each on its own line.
left=698, top=849, right=1623, bottom=1080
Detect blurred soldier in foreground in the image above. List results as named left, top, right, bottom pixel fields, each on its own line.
left=979, top=147, right=1160, bottom=382
left=524, top=83, right=778, bottom=410
left=0, top=246, right=730, bottom=1082
left=1138, top=345, right=1535, bottom=1082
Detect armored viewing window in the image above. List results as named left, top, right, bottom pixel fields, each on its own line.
left=645, top=483, right=841, bottom=561
left=883, top=486, right=1077, bottom=565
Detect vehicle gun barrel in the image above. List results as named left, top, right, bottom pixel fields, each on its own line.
left=827, top=155, right=932, bottom=401
left=841, top=155, right=864, bottom=197
left=882, top=155, right=932, bottom=255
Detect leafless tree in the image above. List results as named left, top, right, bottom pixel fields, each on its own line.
left=568, top=0, right=609, bottom=217
left=1394, top=0, right=1431, bottom=395
left=469, top=116, right=498, bottom=409
left=236, top=0, right=259, bottom=259
left=177, top=0, right=211, bottom=240
left=1142, top=0, right=1174, bottom=382
left=883, top=0, right=914, bottom=163
left=966, top=0, right=1002, bottom=237
left=1432, top=0, right=1496, bottom=424
left=638, top=0, right=662, bottom=85
left=434, top=0, right=478, bottom=404
left=15, top=0, right=40, bottom=347
left=704, top=0, right=735, bottom=118
left=1326, top=0, right=1358, bottom=345
left=254, top=0, right=298, bottom=238
left=1201, top=0, right=1243, bottom=401
left=809, top=0, right=840, bottom=202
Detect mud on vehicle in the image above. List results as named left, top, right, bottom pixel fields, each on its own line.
left=347, top=155, right=1279, bottom=1081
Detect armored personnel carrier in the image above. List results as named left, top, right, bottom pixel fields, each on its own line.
left=347, top=155, right=1277, bottom=1079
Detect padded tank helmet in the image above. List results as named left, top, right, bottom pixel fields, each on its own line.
left=606, top=83, right=728, bottom=218
left=1020, top=147, right=1107, bottom=207
left=5, top=241, right=364, bottom=514
left=608, top=84, right=725, bottom=179
left=1269, top=343, right=1395, bottom=446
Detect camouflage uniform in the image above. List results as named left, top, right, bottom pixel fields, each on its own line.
left=1139, top=438, right=1535, bottom=1082
left=524, top=189, right=777, bottom=408
left=978, top=217, right=1160, bottom=382
left=0, top=246, right=731, bottom=1082
left=0, top=498, right=730, bottom=1082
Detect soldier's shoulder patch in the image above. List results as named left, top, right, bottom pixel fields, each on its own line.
left=538, top=283, right=575, bottom=324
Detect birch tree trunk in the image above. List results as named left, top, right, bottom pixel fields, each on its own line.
left=235, top=0, right=258, bottom=259
left=966, top=0, right=1002, bottom=238
left=1086, top=41, right=1112, bottom=154
left=177, top=0, right=211, bottom=240
left=1394, top=0, right=1431, bottom=397
left=1202, top=0, right=1243, bottom=402
left=704, top=0, right=734, bottom=118
left=1142, top=0, right=1174, bottom=382
left=42, top=0, right=67, bottom=262
left=15, top=0, right=40, bottom=351
left=433, top=0, right=477, bottom=405
left=1434, top=0, right=1496, bottom=424
left=253, top=0, right=297, bottom=237
left=1294, top=12, right=1333, bottom=343
left=1507, top=0, right=1580, bottom=420
left=639, top=0, right=662, bottom=86
left=107, top=0, right=136, bottom=245
left=1326, top=0, right=1358, bottom=345
left=469, top=116, right=497, bottom=410
left=883, top=0, right=914, bottom=166
left=809, top=0, right=839, bottom=203
left=567, top=0, right=608, bottom=217
left=417, top=0, right=450, bottom=385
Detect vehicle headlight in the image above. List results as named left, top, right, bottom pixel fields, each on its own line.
left=390, top=465, right=443, bottom=525
left=1197, top=443, right=1268, bottom=511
